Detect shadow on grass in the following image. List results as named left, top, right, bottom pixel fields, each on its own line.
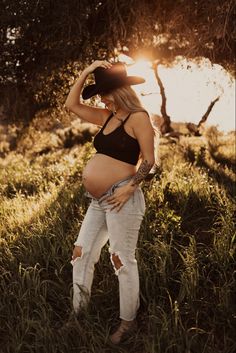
left=184, top=145, right=235, bottom=198
left=163, top=186, right=215, bottom=244
left=0, top=167, right=91, bottom=312
left=209, top=151, right=236, bottom=173
left=197, top=159, right=236, bottom=198
left=1, top=176, right=150, bottom=353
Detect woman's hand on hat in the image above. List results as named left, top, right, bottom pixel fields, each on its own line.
left=86, top=60, right=112, bottom=74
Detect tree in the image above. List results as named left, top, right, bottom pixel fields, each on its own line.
left=186, top=96, right=220, bottom=136
left=152, top=61, right=173, bottom=134
left=0, top=0, right=235, bottom=121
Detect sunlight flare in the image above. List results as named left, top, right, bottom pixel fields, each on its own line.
left=118, top=54, right=235, bottom=132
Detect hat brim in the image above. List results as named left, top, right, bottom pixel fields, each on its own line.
left=82, top=76, right=145, bottom=100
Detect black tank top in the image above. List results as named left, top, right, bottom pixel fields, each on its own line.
left=93, top=112, right=140, bottom=165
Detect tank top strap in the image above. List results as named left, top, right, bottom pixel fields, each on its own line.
left=102, top=112, right=114, bottom=130
left=122, top=113, right=132, bottom=125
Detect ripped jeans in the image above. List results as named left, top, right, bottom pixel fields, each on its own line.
left=72, top=177, right=146, bottom=321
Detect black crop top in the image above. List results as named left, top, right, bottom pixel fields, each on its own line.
left=93, top=112, right=140, bottom=165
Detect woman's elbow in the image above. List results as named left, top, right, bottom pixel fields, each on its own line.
left=147, top=152, right=155, bottom=166
left=149, top=157, right=155, bottom=167
left=65, top=99, right=73, bottom=110
left=64, top=101, right=81, bottom=113
left=142, top=156, right=155, bottom=167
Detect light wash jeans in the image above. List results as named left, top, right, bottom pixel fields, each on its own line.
left=72, top=177, right=146, bottom=321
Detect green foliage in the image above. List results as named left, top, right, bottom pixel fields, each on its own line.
left=0, top=134, right=235, bottom=353
left=0, top=0, right=235, bottom=121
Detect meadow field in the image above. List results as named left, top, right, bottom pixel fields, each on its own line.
left=0, top=126, right=235, bottom=353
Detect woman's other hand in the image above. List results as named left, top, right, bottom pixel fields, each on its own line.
left=105, top=184, right=137, bottom=212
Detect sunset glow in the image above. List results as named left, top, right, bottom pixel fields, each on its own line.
left=121, top=54, right=235, bottom=132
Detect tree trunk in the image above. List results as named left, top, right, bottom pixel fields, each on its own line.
left=152, top=62, right=173, bottom=134
left=186, top=96, right=220, bottom=136
left=197, top=96, right=220, bottom=128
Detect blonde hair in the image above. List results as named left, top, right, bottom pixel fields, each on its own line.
left=111, top=85, right=160, bottom=168
left=111, top=86, right=146, bottom=113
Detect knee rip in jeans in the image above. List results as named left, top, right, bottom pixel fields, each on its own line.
left=73, top=245, right=83, bottom=261
left=111, top=252, right=124, bottom=276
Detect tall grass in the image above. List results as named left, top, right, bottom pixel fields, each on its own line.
left=0, top=131, right=235, bottom=353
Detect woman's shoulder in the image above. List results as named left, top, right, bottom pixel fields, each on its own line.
left=129, top=110, right=150, bottom=121
left=128, top=111, right=154, bottom=133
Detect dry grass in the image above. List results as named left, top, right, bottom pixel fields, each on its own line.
left=0, top=129, right=235, bottom=353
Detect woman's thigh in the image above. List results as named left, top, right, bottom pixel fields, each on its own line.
left=74, top=199, right=108, bottom=251
left=105, top=188, right=145, bottom=254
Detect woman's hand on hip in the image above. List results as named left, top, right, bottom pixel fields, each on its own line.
left=105, top=184, right=137, bottom=212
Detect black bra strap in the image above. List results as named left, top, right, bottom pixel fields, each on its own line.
left=122, top=113, right=131, bottom=125
left=102, top=112, right=114, bottom=129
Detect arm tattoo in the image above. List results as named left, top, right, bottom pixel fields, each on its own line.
left=131, top=159, right=153, bottom=186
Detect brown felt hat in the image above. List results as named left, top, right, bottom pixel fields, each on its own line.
left=82, top=62, right=145, bottom=100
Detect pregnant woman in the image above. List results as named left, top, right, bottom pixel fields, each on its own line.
left=65, top=60, right=155, bottom=344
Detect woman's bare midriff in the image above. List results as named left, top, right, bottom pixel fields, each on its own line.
left=82, top=154, right=136, bottom=198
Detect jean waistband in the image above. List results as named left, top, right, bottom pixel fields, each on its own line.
left=85, top=176, right=133, bottom=202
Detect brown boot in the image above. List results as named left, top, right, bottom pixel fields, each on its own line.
left=109, top=319, right=137, bottom=344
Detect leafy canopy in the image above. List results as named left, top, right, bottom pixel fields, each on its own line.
left=0, top=0, right=235, bottom=119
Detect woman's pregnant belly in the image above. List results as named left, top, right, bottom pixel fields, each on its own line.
left=82, top=153, right=136, bottom=198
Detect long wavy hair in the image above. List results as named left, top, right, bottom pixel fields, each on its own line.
left=111, top=85, right=146, bottom=113
left=111, top=85, right=160, bottom=168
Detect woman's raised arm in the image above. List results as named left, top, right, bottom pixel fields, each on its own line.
left=65, top=60, right=112, bottom=126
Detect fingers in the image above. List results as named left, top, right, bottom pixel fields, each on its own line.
left=94, top=60, right=112, bottom=69
left=107, top=198, right=120, bottom=206
left=105, top=195, right=115, bottom=203
left=87, top=60, right=112, bottom=74
left=110, top=202, right=123, bottom=212
left=108, top=197, right=124, bottom=212
left=103, top=191, right=129, bottom=212
left=100, top=60, right=112, bottom=69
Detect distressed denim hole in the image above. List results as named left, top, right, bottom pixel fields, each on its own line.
left=71, top=245, right=83, bottom=265
left=111, top=253, right=124, bottom=275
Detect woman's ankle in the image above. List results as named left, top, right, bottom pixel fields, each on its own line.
left=109, top=319, right=137, bottom=344
left=120, top=319, right=135, bottom=327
